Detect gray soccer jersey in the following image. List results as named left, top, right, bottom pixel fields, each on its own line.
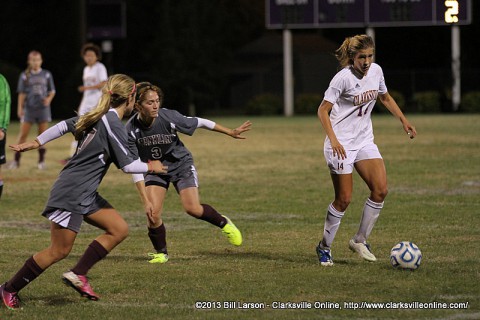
left=17, top=69, right=55, bottom=108
left=17, top=69, right=55, bottom=122
left=46, top=110, right=136, bottom=213
left=126, top=108, right=198, bottom=179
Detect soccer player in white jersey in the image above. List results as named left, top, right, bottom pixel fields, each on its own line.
left=316, top=35, right=417, bottom=266
left=64, top=43, right=108, bottom=162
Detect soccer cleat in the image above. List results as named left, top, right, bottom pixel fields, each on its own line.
left=316, top=245, right=334, bottom=266
left=6, top=161, right=19, bottom=169
left=0, top=283, right=21, bottom=310
left=37, top=162, right=46, bottom=170
left=148, top=252, right=169, bottom=264
left=349, top=239, right=377, bottom=262
left=62, top=271, right=99, bottom=301
left=221, top=215, right=242, bottom=246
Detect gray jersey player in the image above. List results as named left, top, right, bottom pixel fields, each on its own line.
left=1, top=75, right=167, bottom=309
left=127, top=82, right=251, bottom=264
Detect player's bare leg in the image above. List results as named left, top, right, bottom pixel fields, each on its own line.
left=180, top=187, right=242, bottom=246
left=146, top=185, right=169, bottom=263
left=1, top=223, right=76, bottom=309
left=62, top=208, right=128, bottom=300
left=8, top=122, right=32, bottom=168
left=317, top=174, right=352, bottom=266
left=349, top=158, right=388, bottom=261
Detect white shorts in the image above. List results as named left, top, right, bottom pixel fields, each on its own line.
left=324, top=143, right=382, bottom=175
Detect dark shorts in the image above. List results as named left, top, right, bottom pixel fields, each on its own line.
left=0, top=131, right=6, bottom=165
left=23, top=106, right=52, bottom=123
left=42, top=193, right=113, bottom=233
left=145, top=165, right=199, bottom=193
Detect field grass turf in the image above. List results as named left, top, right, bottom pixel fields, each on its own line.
left=0, top=114, right=479, bottom=319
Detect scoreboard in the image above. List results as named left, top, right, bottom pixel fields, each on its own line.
left=266, top=0, right=472, bottom=29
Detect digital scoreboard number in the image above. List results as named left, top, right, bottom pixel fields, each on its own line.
left=368, top=0, right=471, bottom=27
left=266, top=0, right=471, bottom=29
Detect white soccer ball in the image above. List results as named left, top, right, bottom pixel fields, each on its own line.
left=390, top=241, right=422, bottom=270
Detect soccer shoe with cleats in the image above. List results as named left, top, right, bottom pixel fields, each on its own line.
left=62, top=271, right=99, bottom=301
left=349, top=239, right=377, bottom=262
left=148, top=252, right=169, bottom=264
left=221, top=215, right=243, bottom=246
left=37, top=162, right=46, bottom=170
left=316, top=245, right=334, bottom=266
left=0, top=283, right=21, bottom=310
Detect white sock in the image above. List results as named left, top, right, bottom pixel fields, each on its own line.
left=321, top=203, right=345, bottom=249
left=354, top=198, right=383, bottom=243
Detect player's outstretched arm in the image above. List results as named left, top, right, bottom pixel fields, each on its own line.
left=9, top=139, right=41, bottom=152
left=214, top=120, right=252, bottom=139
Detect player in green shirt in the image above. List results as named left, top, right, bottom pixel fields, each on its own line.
left=0, top=73, right=11, bottom=199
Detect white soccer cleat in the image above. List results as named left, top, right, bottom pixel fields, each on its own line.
left=37, top=162, right=46, bottom=170
left=349, top=239, right=377, bottom=262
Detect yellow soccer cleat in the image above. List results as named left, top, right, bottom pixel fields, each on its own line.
left=221, top=215, right=243, bottom=246
left=148, top=252, right=169, bottom=264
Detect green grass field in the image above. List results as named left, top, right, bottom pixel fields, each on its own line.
left=0, top=115, right=479, bottom=320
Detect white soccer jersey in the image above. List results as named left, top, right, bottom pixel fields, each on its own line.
left=78, top=62, right=108, bottom=115
left=323, top=63, right=387, bottom=150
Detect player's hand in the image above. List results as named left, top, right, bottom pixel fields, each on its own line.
left=78, top=86, right=86, bottom=92
left=230, top=120, right=252, bottom=139
left=9, top=140, right=40, bottom=152
left=144, top=201, right=155, bottom=224
left=17, top=110, right=24, bottom=119
left=0, top=130, right=5, bottom=141
left=331, top=139, right=347, bottom=160
left=42, top=97, right=52, bottom=107
left=403, top=122, right=417, bottom=139
left=148, top=160, right=168, bottom=174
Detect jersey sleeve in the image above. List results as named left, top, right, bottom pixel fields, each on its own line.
left=162, top=108, right=198, bottom=136
left=103, top=112, right=136, bottom=169
left=46, top=71, right=56, bottom=93
left=125, top=120, right=140, bottom=159
left=97, top=63, right=108, bottom=82
left=0, top=75, right=11, bottom=130
left=17, top=73, right=26, bottom=93
left=323, top=70, right=346, bottom=105
left=377, top=65, right=388, bottom=95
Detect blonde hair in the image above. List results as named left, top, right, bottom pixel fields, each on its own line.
left=75, top=74, right=135, bottom=140
left=335, top=35, right=375, bottom=68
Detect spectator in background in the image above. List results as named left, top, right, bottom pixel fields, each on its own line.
left=8, top=51, right=55, bottom=170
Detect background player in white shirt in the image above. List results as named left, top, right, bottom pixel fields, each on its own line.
left=64, top=43, right=108, bottom=162
left=316, top=35, right=417, bottom=266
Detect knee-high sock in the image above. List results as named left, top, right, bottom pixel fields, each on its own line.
left=321, top=203, right=345, bottom=249
left=197, top=204, right=227, bottom=228
left=5, top=256, right=44, bottom=293
left=0, top=180, right=3, bottom=199
left=38, top=147, right=46, bottom=163
left=354, top=198, right=383, bottom=243
left=148, top=224, right=167, bottom=254
left=71, top=240, right=109, bottom=276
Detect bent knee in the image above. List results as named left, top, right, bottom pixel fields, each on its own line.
left=333, top=197, right=351, bottom=212
left=49, top=247, right=71, bottom=262
left=184, top=204, right=203, bottom=217
left=372, top=187, right=388, bottom=202
left=111, top=222, right=129, bottom=241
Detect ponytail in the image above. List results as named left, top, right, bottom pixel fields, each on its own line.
left=74, top=74, right=135, bottom=140
left=334, top=35, right=375, bottom=68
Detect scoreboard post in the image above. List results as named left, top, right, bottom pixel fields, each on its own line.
left=266, top=0, right=471, bottom=113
